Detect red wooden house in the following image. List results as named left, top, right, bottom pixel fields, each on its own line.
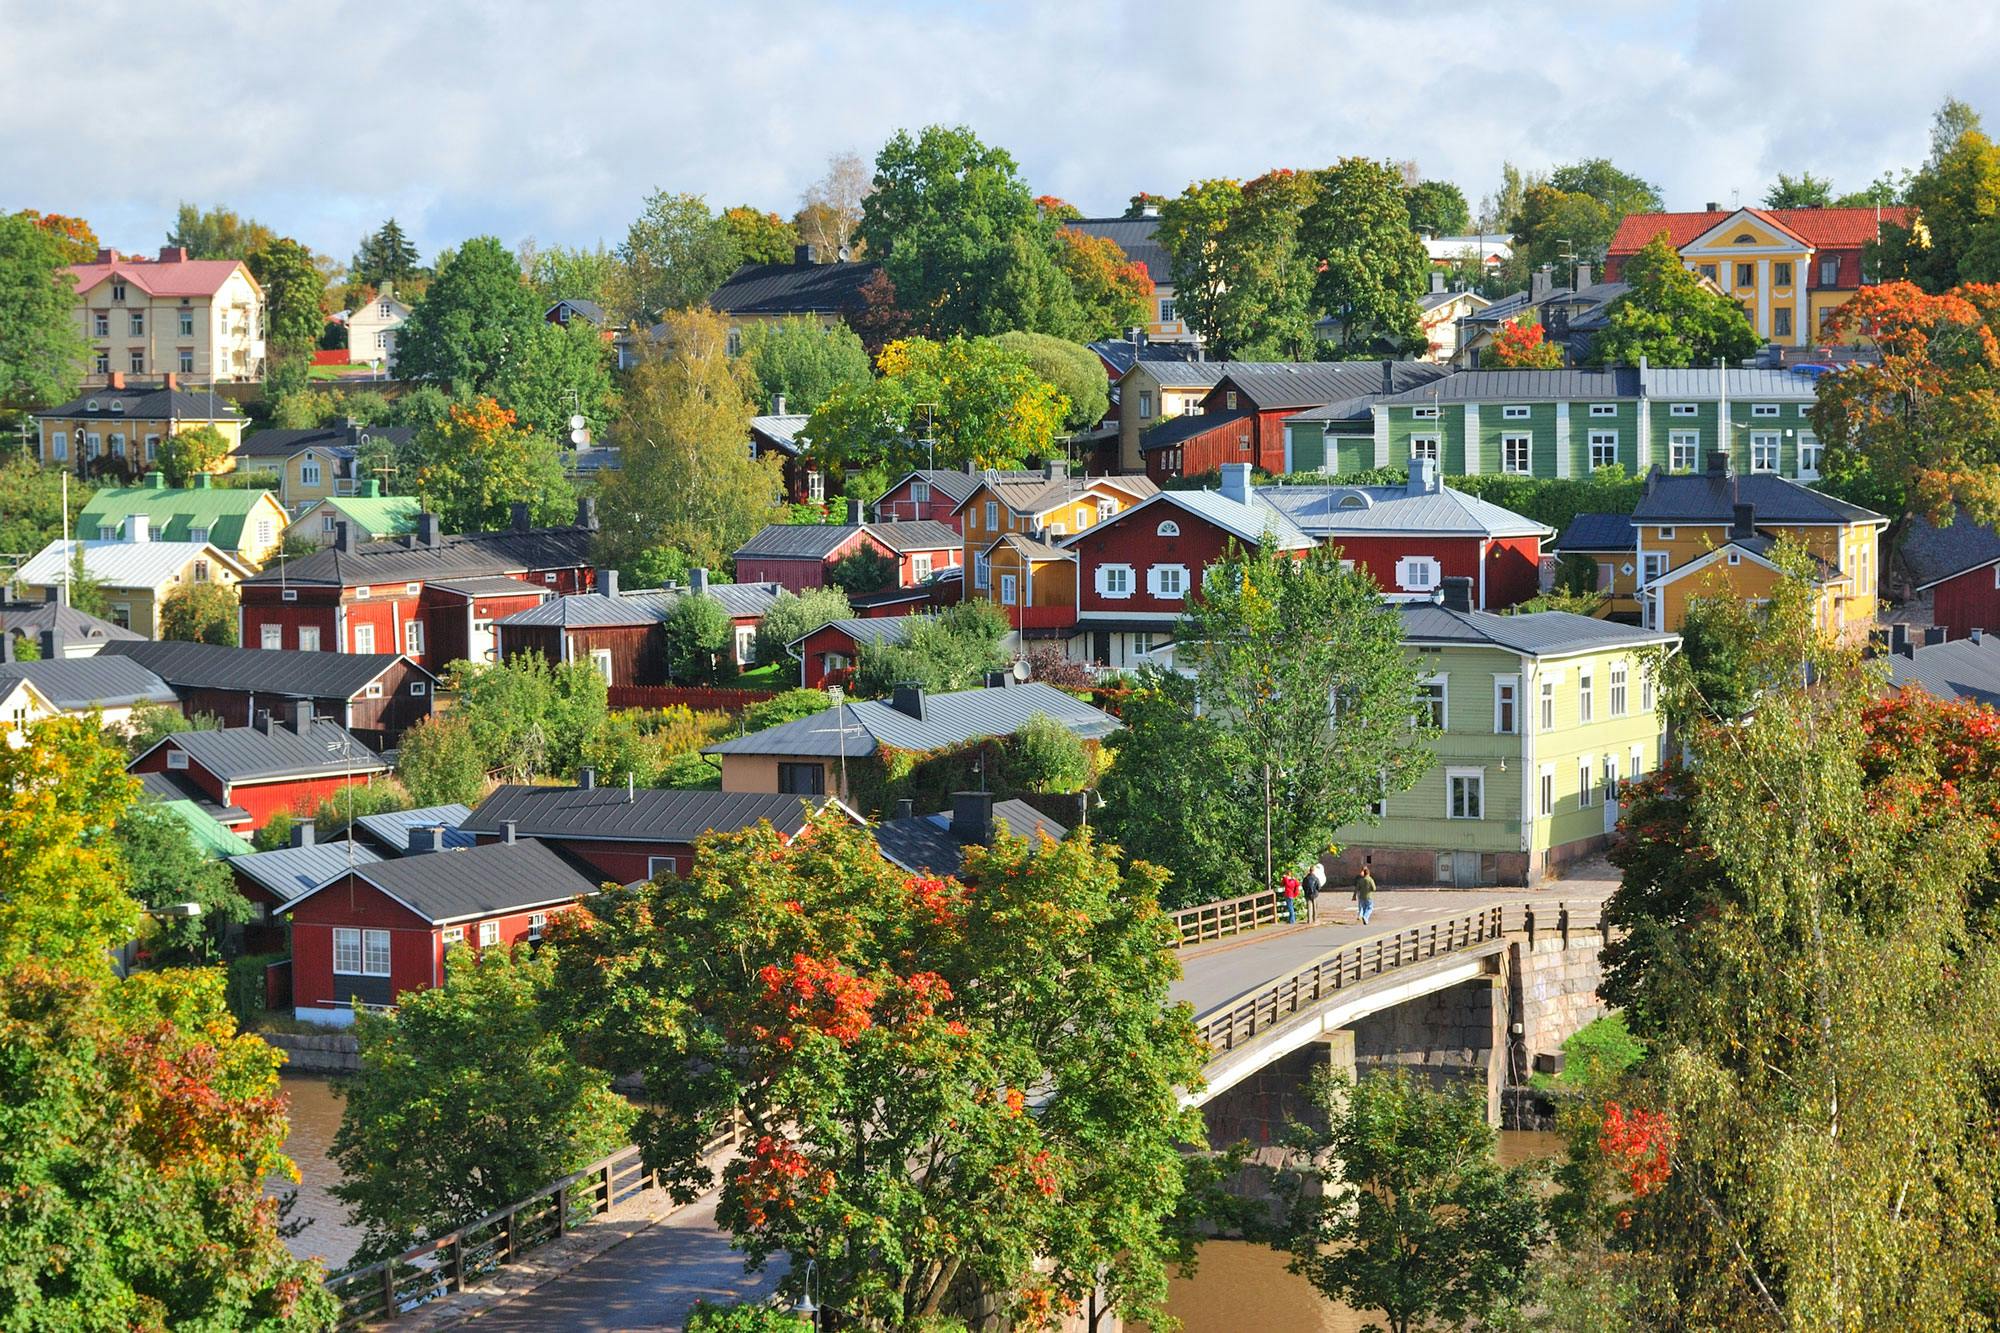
left=102, top=638, right=436, bottom=750
left=1904, top=509, right=2000, bottom=640
left=128, top=701, right=390, bottom=832
left=734, top=524, right=893, bottom=591
left=867, top=520, right=963, bottom=586
left=494, top=569, right=786, bottom=684
left=1256, top=457, right=1553, bottom=608
left=239, top=501, right=596, bottom=673
left=278, top=836, right=600, bottom=1024
left=458, top=777, right=841, bottom=882
left=872, top=469, right=987, bottom=528
left=789, top=615, right=917, bottom=688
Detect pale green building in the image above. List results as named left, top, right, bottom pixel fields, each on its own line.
left=1331, top=587, right=1678, bottom=887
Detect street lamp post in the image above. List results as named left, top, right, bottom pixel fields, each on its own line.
left=794, top=1258, right=822, bottom=1332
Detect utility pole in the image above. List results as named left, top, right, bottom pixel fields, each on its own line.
left=1263, top=761, right=1273, bottom=897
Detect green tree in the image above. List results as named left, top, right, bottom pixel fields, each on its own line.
left=1403, top=178, right=1472, bottom=236
left=544, top=812, right=1207, bottom=1330
left=1873, top=98, right=2000, bottom=290
left=1101, top=543, right=1431, bottom=903
left=1304, top=157, right=1431, bottom=357
left=120, top=699, right=219, bottom=757
left=1050, top=226, right=1153, bottom=341
left=519, top=239, right=621, bottom=310
left=158, top=580, right=239, bottom=646
left=1763, top=171, right=1834, bottom=209
left=166, top=202, right=274, bottom=260
left=806, top=335, right=1068, bottom=478
left=1548, top=158, right=1664, bottom=224
left=443, top=652, right=606, bottom=783
left=154, top=422, right=228, bottom=485
left=739, top=316, right=873, bottom=415
left=753, top=586, right=853, bottom=667
left=331, top=945, right=634, bottom=1262
left=721, top=206, right=799, bottom=265
left=0, top=211, right=85, bottom=410
left=741, top=688, right=835, bottom=732
left=1010, top=711, right=1091, bottom=794
left=854, top=600, right=1010, bottom=696
left=1156, top=177, right=1245, bottom=353
left=395, top=715, right=489, bottom=807
left=1275, top=1070, right=1544, bottom=1333
left=826, top=544, right=898, bottom=597
left=1511, top=185, right=1616, bottom=276
left=351, top=218, right=422, bottom=288
left=395, top=236, right=543, bottom=390
left=1833, top=171, right=1910, bottom=208
left=599, top=309, right=782, bottom=573
left=14, top=209, right=99, bottom=265
left=0, top=454, right=91, bottom=558
left=617, top=190, right=740, bottom=321
left=1590, top=232, right=1759, bottom=368
left=112, top=801, right=252, bottom=962
left=311, top=780, right=412, bottom=842
left=1478, top=161, right=1547, bottom=234
left=794, top=150, right=871, bottom=259
left=249, top=236, right=329, bottom=355
left=1209, top=169, right=1321, bottom=360
left=663, top=594, right=734, bottom=683
left=496, top=315, right=614, bottom=443
left=407, top=395, right=574, bottom=533
left=992, top=330, right=1109, bottom=430
left=0, top=716, right=143, bottom=970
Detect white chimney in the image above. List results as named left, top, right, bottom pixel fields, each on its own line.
left=126, top=513, right=149, bottom=543
left=1218, top=463, right=1252, bottom=507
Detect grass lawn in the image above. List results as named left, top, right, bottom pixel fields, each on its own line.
left=736, top=662, right=788, bottom=688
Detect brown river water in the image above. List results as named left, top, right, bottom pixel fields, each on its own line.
left=277, top=1071, right=1564, bottom=1325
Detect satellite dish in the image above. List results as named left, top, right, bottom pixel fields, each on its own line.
left=1011, top=658, right=1032, bottom=683
left=569, top=428, right=590, bottom=447
left=568, top=414, right=587, bottom=432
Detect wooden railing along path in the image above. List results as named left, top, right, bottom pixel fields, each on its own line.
left=325, top=1115, right=742, bottom=1328
left=1167, top=886, right=1290, bottom=948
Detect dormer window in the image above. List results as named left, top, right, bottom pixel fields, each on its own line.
left=1157, top=520, right=1180, bottom=537
left=109, top=400, right=124, bottom=414
left=112, top=283, right=127, bottom=302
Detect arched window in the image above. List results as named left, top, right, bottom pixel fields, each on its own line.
left=1338, top=494, right=1368, bottom=510
left=1156, top=520, right=1180, bottom=537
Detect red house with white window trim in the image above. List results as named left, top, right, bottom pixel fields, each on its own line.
left=457, top=778, right=849, bottom=883
left=278, top=837, right=601, bottom=1025
left=872, top=468, right=987, bottom=529
left=1902, top=509, right=2000, bottom=641
left=127, top=702, right=390, bottom=832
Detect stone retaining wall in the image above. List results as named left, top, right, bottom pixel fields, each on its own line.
left=262, top=1031, right=361, bottom=1073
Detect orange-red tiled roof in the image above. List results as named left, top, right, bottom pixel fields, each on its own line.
left=1608, top=205, right=1911, bottom=257
left=66, top=252, right=248, bottom=299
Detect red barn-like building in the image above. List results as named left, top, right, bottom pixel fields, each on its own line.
left=1904, top=509, right=2000, bottom=641
left=494, top=570, right=786, bottom=685
left=128, top=703, right=390, bottom=832
left=279, top=837, right=600, bottom=1024
left=872, top=469, right=987, bottom=529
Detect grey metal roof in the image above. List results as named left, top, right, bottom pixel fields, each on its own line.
left=15, top=540, right=248, bottom=591
left=1399, top=603, right=1676, bottom=656
left=1216, top=361, right=1451, bottom=411
left=1125, top=362, right=1233, bottom=389
left=1255, top=483, right=1550, bottom=540
left=0, top=656, right=177, bottom=710
left=875, top=469, right=986, bottom=508
left=1378, top=368, right=1642, bottom=405
left=1901, top=510, right=2000, bottom=590
left=708, top=258, right=879, bottom=316
left=1638, top=367, right=1821, bottom=400
left=461, top=785, right=825, bottom=843
left=1062, top=217, right=1171, bottom=284
left=1885, top=635, right=2000, bottom=705
left=986, top=532, right=1073, bottom=561
left=241, top=521, right=595, bottom=588
left=1093, top=488, right=1315, bottom=549
left=1631, top=472, right=1885, bottom=526
left=236, top=424, right=412, bottom=458
left=1554, top=512, right=1638, bottom=553
left=279, top=837, right=603, bottom=925
left=0, top=599, right=145, bottom=648
left=706, top=681, right=1120, bottom=758
left=497, top=582, right=783, bottom=629
left=750, top=414, right=812, bottom=455
left=1140, top=408, right=1253, bottom=451
left=786, top=616, right=918, bottom=651
left=872, top=799, right=1069, bottom=876
left=735, top=524, right=870, bottom=560
left=229, top=840, right=385, bottom=904
left=40, top=384, right=245, bottom=421
left=102, top=639, right=426, bottom=698
left=147, top=717, right=391, bottom=783
left=429, top=575, right=550, bottom=598
left=353, top=803, right=478, bottom=856
left=868, top=520, right=961, bottom=553
left=138, top=770, right=250, bottom=823
left=1460, top=281, right=1628, bottom=326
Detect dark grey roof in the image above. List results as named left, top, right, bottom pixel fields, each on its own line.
left=1631, top=472, right=1885, bottom=526
left=428, top=575, right=549, bottom=598
left=0, top=600, right=145, bottom=647
left=1903, top=510, right=2000, bottom=590
left=1554, top=511, right=1639, bottom=553
left=1222, top=361, right=1451, bottom=411
left=1086, top=340, right=1205, bottom=377
left=872, top=799, right=1069, bottom=876
left=1256, top=483, right=1549, bottom=540
left=229, top=841, right=385, bottom=904
left=708, top=258, right=879, bottom=316
left=548, top=298, right=606, bottom=324
left=0, top=656, right=177, bottom=710
left=143, top=717, right=390, bottom=783
left=1399, top=604, right=1676, bottom=656
left=138, top=770, right=250, bottom=822
left=236, top=424, right=412, bottom=458
left=279, top=837, right=602, bottom=925
left=461, top=785, right=825, bottom=843
left=1128, top=362, right=1233, bottom=389
left=40, top=384, right=244, bottom=421
left=1140, top=408, right=1253, bottom=452
left=706, top=681, right=1120, bottom=758
left=1378, top=368, right=1642, bottom=405
left=353, top=803, right=478, bottom=856
left=497, top=582, right=784, bottom=629
left=868, top=520, right=961, bottom=553
left=787, top=616, right=917, bottom=650
left=876, top=469, right=986, bottom=508
left=1461, top=281, right=1629, bottom=326
left=101, top=639, right=426, bottom=698
left=749, top=414, right=811, bottom=456
left=1062, top=217, right=1170, bottom=284
left=1885, top=634, right=2000, bottom=705
left=735, top=524, right=870, bottom=560
left=242, top=520, right=594, bottom=587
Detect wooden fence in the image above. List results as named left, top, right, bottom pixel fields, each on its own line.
left=606, top=684, right=780, bottom=712
left=1167, top=887, right=1290, bottom=948
left=326, top=1115, right=742, bottom=1328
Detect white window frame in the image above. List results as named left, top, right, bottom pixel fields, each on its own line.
left=1750, top=432, right=1780, bottom=473
left=167, top=749, right=189, bottom=770
left=478, top=920, right=500, bottom=948
left=410, top=681, right=428, bottom=696
left=1579, top=756, right=1595, bottom=808
left=1446, top=768, right=1485, bottom=820
left=1640, top=664, right=1656, bottom=713
left=911, top=553, right=933, bottom=581
left=1501, top=433, right=1531, bottom=475
left=1410, top=434, right=1441, bottom=464
left=1669, top=402, right=1698, bottom=418
left=1588, top=430, right=1617, bottom=471
left=363, top=929, right=391, bottom=976
left=648, top=855, right=679, bottom=879
left=50, top=431, right=66, bottom=460
left=591, top=647, right=614, bottom=682
left=1751, top=403, right=1780, bottom=418
left=333, top=928, right=362, bottom=975
left=1539, top=678, right=1555, bottom=731
left=1493, top=675, right=1519, bottom=734
left=283, top=588, right=300, bottom=602
left=984, top=500, right=998, bottom=530
left=1417, top=674, right=1447, bottom=730
left=261, top=624, right=283, bottom=650
left=1098, top=564, right=1134, bottom=598
left=1641, top=552, right=1667, bottom=586
left=910, top=479, right=932, bottom=505
left=1798, top=433, right=1822, bottom=479
left=1578, top=667, right=1594, bottom=723
left=354, top=624, right=375, bottom=654
left=1156, top=519, right=1180, bottom=538
left=1396, top=556, right=1441, bottom=592
left=1609, top=661, right=1628, bottom=716
left=298, top=625, right=319, bottom=651
left=355, top=586, right=371, bottom=599
left=1411, top=405, right=1440, bottom=420
left=442, top=926, right=464, bottom=944
left=1502, top=405, right=1530, bottom=420
left=1588, top=403, right=1617, bottom=418
left=1539, top=764, right=1556, bottom=817
left=404, top=620, right=424, bottom=657
left=1150, top=563, right=1189, bottom=599
left=363, top=682, right=384, bottom=698
left=1603, top=753, right=1622, bottom=806
left=999, top=572, right=1018, bottom=605
left=973, top=553, right=990, bottom=590
left=1668, top=430, right=1699, bottom=472
left=300, top=457, right=322, bottom=487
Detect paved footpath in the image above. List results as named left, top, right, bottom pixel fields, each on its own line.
left=447, top=860, right=1619, bottom=1331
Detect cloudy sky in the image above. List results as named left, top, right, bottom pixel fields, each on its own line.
left=2, top=0, right=1987, bottom=263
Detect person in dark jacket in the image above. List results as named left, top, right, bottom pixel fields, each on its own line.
left=1354, top=858, right=1377, bottom=925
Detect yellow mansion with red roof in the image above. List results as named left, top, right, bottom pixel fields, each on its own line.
left=65, top=246, right=266, bottom=385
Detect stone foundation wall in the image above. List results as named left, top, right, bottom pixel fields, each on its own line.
left=262, top=1030, right=361, bottom=1073
left=1351, top=976, right=1505, bottom=1122
left=1201, top=1031, right=1355, bottom=1169
left=1509, top=929, right=1608, bottom=1076
left=1327, top=846, right=1530, bottom=888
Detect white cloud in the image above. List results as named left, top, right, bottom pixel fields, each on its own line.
left=0, top=0, right=1990, bottom=263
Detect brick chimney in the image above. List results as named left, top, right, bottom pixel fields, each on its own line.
left=95, top=248, right=119, bottom=264
left=158, top=246, right=188, bottom=263
left=162, top=372, right=178, bottom=391
left=107, top=371, right=126, bottom=391
left=1440, top=576, right=1475, bottom=613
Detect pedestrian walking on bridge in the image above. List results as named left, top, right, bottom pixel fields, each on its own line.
left=1353, top=859, right=1377, bottom=926
left=1303, top=853, right=1328, bottom=924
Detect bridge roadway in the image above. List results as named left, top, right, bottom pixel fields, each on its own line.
left=455, top=880, right=1614, bottom=1330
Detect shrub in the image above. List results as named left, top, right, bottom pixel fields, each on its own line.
left=685, top=1303, right=810, bottom=1333
left=827, top=545, right=898, bottom=597
left=225, top=952, right=286, bottom=1026
left=311, top=778, right=411, bottom=839
left=742, top=689, right=833, bottom=733
left=395, top=716, right=488, bottom=806
left=1008, top=712, right=1092, bottom=794
left=658, top=750, right=721, bottom=790
left=754, top=586, right=853, bottom=666
left=253, top=812, right=295, bottom=852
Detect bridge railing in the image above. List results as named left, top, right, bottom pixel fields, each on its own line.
left=325, top=1114, right=742, bottom=1328
left=1195, top=903, right=1519, bottom=1057
left=1169, top=887, right=1289, bottom=948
